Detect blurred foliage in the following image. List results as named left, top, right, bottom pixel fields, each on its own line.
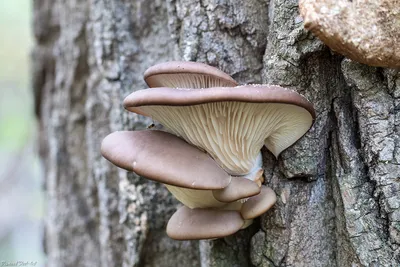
left=0, top=1, right=45, bottom=264
left=0, top=1, right=33, bottom=150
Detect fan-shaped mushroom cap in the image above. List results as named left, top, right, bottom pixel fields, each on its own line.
left=241, top=186, right=277, bottom=219
left=212, top=177, right=261, bottom=203
left=144, top=61, right=238, bottom=88
left=299, top=0, right=400, bottom=68
left=101, top=130, right=231, bottom=189
left=166, top=206, right=244, bottom=240
left=124, top=85, right=315, bottom=175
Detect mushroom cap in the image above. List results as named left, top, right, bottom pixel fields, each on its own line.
left=212, top=177, right=261, bottom=203
left=124, top=85, right=315, bottom=175
left=166, top=206, right=244, bottom=240
left=144, top=61, right=238, bottom=88
left=299, top=0, right=400, bottom=68
left=241, top=186, right=277, bottom=219
left=101, top=130, right=231, bottom=189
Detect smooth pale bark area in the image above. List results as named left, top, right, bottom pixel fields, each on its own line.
left=33, top=0, right=400, bottom=266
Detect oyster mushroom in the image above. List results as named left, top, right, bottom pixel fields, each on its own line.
left=102, top=62, right=316, bottom=240
left=101, top=129, right=276, bottom=239
left=299, top=0, right=400, bottom=68
left=124, top=85, right=316, bottom=175
left=144, top=61, right=238, bottom=88
left=101, top=130, right=264, bottom=209
left=123, top=84, right=315, bottom=240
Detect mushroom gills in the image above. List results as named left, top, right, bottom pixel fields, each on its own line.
left=146, top=73, right=237, bottom=89
left=140, top=102, right=313, bottom=173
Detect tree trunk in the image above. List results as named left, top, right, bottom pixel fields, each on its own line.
left=33, top=0, right=400, bottom=266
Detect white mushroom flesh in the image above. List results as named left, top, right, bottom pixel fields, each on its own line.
left=140, top=102, right=313, bottom=175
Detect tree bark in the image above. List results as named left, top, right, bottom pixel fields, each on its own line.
left=33, top=0, right=400, bottom=266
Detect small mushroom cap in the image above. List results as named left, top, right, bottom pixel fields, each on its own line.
left=166, top=206, right=244, bottom=240
left=212, top=178, right=261, bottom=203
left=299, top=0, right=400, bottom=68
left=241, top=186, right=276, bottom=219
left=124, top=85, right=315, bottom=174
left=101, top=130, right=231, bottom=189
left=144, top=61, right=238, bottom=88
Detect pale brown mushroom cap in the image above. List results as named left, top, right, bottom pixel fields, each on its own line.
left=125, top=85, right=315, bottom=116
left=212, top=178, right=261, bottom=203
left=101, top=130, right=231, bottom=189
left=166, top=206, right=244, bottom=240
left=299, top=0, right=400, bottom=68
left=124, top=85, right=315, bottom=174
left=241, top=186, right=277, bottom=220
left=144, top=61, right=238, bottom=88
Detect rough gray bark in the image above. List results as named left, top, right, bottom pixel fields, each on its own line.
left=33, top=0, right=400, bottom=266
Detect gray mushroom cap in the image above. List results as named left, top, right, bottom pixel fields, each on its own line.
left=144, top=61, right=238, bottom=88
left=101, top=130, right=231, bottom=189
left=166, top=206, right=245, bottom=240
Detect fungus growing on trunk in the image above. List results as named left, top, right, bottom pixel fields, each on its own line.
left=101, top=130, right=277, bottom=239
left=299, top=0, right=400, bottom=68
left=101, top=61, right=316, bottom=240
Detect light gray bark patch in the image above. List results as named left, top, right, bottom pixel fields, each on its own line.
left=35, top=0, right=104, bottom=266
left=199, top=226, right=258, bottom=267
left=341, top=60, right=400, bottom=265
left=168, top=0, right=268, bottom=83
left=254, top=167, right=337, bottom=267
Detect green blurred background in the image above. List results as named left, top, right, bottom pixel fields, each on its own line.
left=0, top=1, right=45, bottom=264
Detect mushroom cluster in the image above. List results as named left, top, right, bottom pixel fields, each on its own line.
left=101, top=61, right=316, bottom=240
